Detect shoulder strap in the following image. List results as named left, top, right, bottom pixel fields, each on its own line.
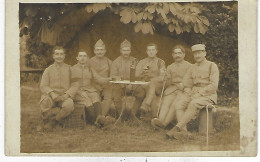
left=209, top=62, right=213, bottom=77
left=157, top=59, right=161, bottom=69
left=106, top=57, right=111, bottom=69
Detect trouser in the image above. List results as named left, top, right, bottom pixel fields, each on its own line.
left=100, top=86, right=113, bottom=116
left=85, top=102, right=102, bottom=124
left=158, top=90, right=179, bottom=126
left=141, top=80, right=163, bottom=111
left=160, top=91, right=190, bottom=127
left=74, top=90, right=101, bottom=107
left=40, top=95, right=74, bottom=122
left=176, top=96, right=214, bottom=129
left=112, top=84, right=145, bottom=117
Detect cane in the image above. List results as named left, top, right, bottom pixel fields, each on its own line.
left=156, top=80, right=166, bottom=117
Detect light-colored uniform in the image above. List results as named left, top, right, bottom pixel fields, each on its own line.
left=89, top=56, right=113, bottom=115
left=39, top=63, right=79, bottom=121
left=175, top=59, right=219, bottom=129
left=135, top=57, right=166, bottom=111
left=110, top=55, right=143, bottom=115
left=157, top=60, right=191, bottom=126
left=71, top=63, right=109, bottom=107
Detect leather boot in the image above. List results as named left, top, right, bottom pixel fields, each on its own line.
left=166, top=126, right=181, bottom=139
left=151, top=118, right=165, bottom=130
left=85, top=105, right=95, bottom=124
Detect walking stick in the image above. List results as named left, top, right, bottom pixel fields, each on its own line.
left=156, top=80, right=166, bottom=117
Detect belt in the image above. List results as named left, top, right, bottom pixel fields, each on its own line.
left=194, top=83, right=209, bottom=87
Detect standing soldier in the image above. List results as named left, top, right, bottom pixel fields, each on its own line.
left=135, top=43, right=166, bottom=115
left=71, top=51, right=113, bottom=126
left=166, top=44, right=219, bottom=139
left=39, top=46, right=79, bottom=130
left=151, top=45, right=191, bottom=129
left=110, top=39, right=141, bottom=117
left=89, top=39, right=113, bottom=117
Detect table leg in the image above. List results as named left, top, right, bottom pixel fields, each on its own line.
left=114, top=84, right=127, bottom=126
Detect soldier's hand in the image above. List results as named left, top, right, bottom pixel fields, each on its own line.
left=50, top=92, right=59, bottom=101
left=80, top=91, right=88, bottom=99
left=60, top=93, right=70, bottom=101
left=176, top=83, right=184, bottom=90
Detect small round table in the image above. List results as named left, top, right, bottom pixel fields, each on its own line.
left=109, top=80, right=149, bottom=125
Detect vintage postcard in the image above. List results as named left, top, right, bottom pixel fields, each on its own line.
left=5, top=0, right=257, bottom=156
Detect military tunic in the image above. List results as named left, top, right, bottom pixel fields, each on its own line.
left=135, top=57, right=165, bottom=81
left=39, top=62, right=79, bottom=121
left=88, top=56, right=112, bottom=99
left=71, top=63, right=109, bottom=107
left=176, top=59, right=219, bottom=129
left=135, top=57, right=166, bottom=110
left=110, top=56, right=143, bottom=112
left=110, top=55, right=136, bottom=80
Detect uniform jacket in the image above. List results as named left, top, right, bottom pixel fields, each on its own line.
left=89, top=56, right=112, bottom=90
left=110, top=55, right=137, bottom=80
left=71, top=63, right=109, bottom=93
left=182, top=59, right=219, bottom=103
left=164, top=60, right=191, bottom=95
left=40, top=62, right=79, bottom=97
left=135, top=57, right=166, bottom=81
left=89, top=56, right=112, bottom=78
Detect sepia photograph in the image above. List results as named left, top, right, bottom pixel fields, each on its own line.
left=18, top=1, right=241, bottom=153
left=4, top=0, right=257, bottom=156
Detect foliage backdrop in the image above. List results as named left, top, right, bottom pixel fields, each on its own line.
left=19, top=2, right=238, bottom=106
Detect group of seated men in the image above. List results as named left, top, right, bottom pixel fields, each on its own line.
left=38, top=38, right=219, bottom=139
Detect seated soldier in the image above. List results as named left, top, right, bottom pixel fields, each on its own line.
left=39, top=46, right=79, bottom=130
left=166, top=44, right=219, bottom=139
left=71, top=51, right=114, bottom=127
left=110, top=39, right=142, bottom=118
left=89, top=39, right=113, bottom=117
left=135, top=43, right=166, bottom=116
left=151, top=45, right=191, bottom=129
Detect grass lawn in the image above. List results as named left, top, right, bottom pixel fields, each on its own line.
left=20, top=82, right=240, bottom=153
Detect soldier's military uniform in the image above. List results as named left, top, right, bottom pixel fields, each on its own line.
left=110, top=40, right=143, bottom=117
left=71, top=63, right=109, bottom=124
left=89, top=39, right=113, bottom=116
left=40, top=62, right=79, bottom=123
left=166, top=44, right=219, bottom=138
left=135, top=56, right=166, bottom=112
left=151, top=60, right=191, bottom=128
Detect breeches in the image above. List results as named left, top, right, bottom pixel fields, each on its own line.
left=40, top=95, right=74, bottom=121
left=74, top=91, right=101, bottom=107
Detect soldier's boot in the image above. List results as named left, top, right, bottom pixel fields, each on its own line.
left=101, top=99, right=112, bottom=116
left=42, top=107, right=61, bottom=120
left=85, top=105, right=96, bottom=124
left=151, top=118, right=165, bottom=130
left=93, top=102, right=104, bottom=127
left=95, top=115, right=106, bottom=128
left=43, top=119, right=58, bottom=131
left=166, top=126, right=182, bottom=139
left=103, top=116, right=116, bottom=126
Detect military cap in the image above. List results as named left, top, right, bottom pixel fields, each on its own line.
left=95, top=39, right=105, bottom=48
left=191, top=44, right=206, bottom=52
left=120, top=39, right=131, bottom=48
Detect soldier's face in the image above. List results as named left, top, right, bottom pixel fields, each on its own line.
left=120, top=47, right=131, bottom=58
left=193, top=50, right=206, bottom=63
left=53, top=49, right=65, bottom=63
left=146, top=46, right=157, bottom=58
left=94, top=47, right=106, bottom=58
left=172, top=48, right=185, bottom=62
left=76, top=52, right=89, bottom=64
